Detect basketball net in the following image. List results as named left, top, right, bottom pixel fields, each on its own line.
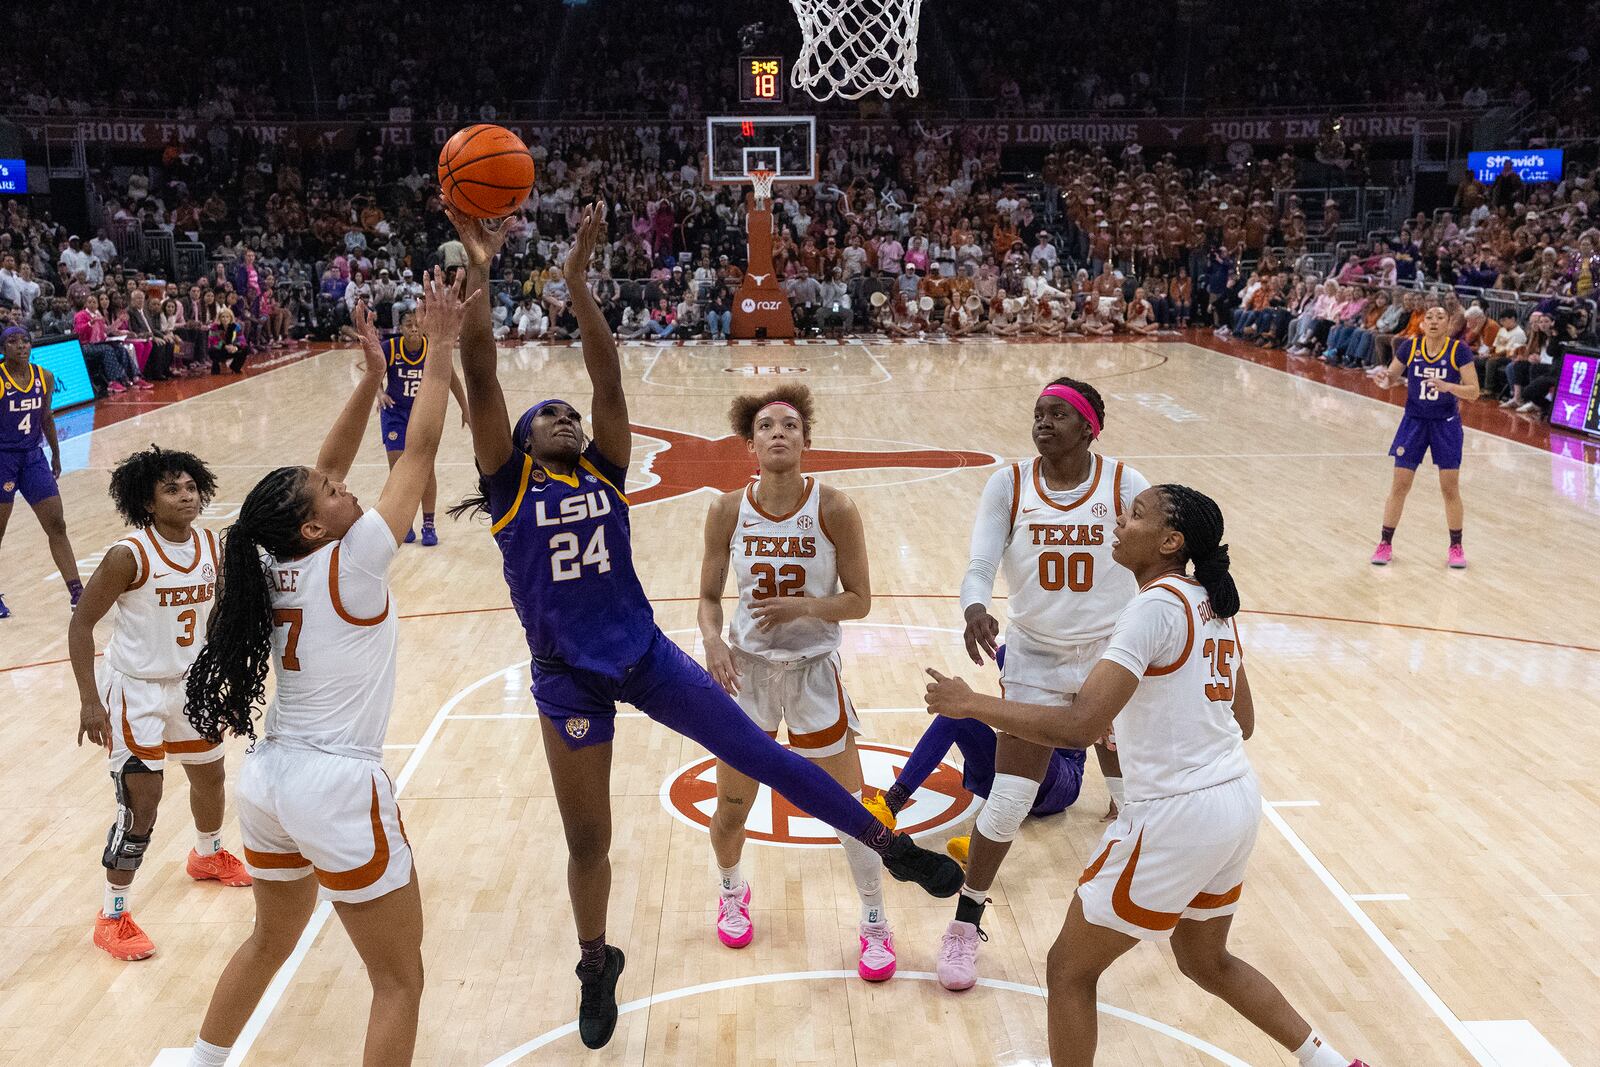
left=789, top=0, right=922, bottom=100
left=749, top=168, right=778, bottom=208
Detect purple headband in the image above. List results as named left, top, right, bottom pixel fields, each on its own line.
left=514, top=399, right=580, bottom=450
left=0, top=326, right=28, bottom=345
left=1040, top=384, right=1101, bottom=438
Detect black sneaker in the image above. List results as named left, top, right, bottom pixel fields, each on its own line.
left=881, top=832, right=964, bottom=897
left=575, top=945, right=626, bottom=1049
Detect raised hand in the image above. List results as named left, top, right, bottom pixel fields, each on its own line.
left=412, top=265, right=482, bottom=344
left=353, top=299, right=384, bottom=377
left=562, top=200, right=609, bottom=288
left=444, top=204, right=512, bottom=267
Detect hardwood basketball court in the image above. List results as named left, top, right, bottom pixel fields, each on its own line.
left=0, top=337, right=1591, bottom=1066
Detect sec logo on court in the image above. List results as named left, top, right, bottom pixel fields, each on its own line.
left=662, top=743, right=977, bottom=848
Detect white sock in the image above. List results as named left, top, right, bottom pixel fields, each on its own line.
left=1105, top=776, right=1125, bottom=810
left=836, top=793, right=886, bottom=925
left=189, top=1037, right=231, bottom=1067
left=104, top=881, right=130, bottom=918
left=959, top=882, right=988, bottom=905
left=1293, top=1030, right=1348, bottom=1067
left=197, top=828, right=223, bottom=856
left=717, top=863, right=743, bottom=893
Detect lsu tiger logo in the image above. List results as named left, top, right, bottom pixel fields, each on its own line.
left=565, top=717, right=591, bottom=740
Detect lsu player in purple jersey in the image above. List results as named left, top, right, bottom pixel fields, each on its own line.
left=447, top=201, right=961, bottom=1050
left=866, top=644, right=1085, bottom=861
left=1370, top=304, right=1480, bottom=569
left=375, top=309, right=469, bottom=546
left=0, top=325, right=84, bottom=618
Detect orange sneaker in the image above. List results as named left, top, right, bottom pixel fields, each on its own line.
left=93, top=912, right=155, bottom=960
left=188, top=848, right=253, bottom=887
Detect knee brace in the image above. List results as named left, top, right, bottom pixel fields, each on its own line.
left=103, top=761, right=159, bottom=873
left=974, top=773, right=1038, bottom=844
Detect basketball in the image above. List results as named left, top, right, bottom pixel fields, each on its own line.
left=437, top=124, right=535, bottom=219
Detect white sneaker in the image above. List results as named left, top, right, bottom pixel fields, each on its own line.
left=1517, top=401, right=1539, bottom=413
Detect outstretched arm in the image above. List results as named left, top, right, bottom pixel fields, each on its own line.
left=375, top=269, right=479, bottom=543
left=564, top=201, right=630, bottom=469
left=446, top=205, right=515, bottom=474
left=924, top=660, right=1139, bottom=749
left=316, top=300, right=386, bottom=481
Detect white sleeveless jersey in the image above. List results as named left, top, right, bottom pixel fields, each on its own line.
left=1101, top=576, right=1252, bottom=803
left=728, top=478, right=842, bottom=663
left=104, top=527, right=219, bottom=680
left=1003, top=454, right=1145, bottom=648
left=262, top=510, right=398, bottom=760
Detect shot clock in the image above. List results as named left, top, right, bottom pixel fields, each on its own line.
left=740, top=56, right=785, bottom=103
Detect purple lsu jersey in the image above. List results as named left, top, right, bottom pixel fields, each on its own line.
left=383, top=336, right=429, bottom=411
left=485, top=442, right=656, bottom=679
left=1399, top=336, right=1466, bottom=419
left=0, top=364, right=46, bottom=452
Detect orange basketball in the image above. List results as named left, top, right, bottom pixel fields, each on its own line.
left=437, top=124, right=536, bottom=219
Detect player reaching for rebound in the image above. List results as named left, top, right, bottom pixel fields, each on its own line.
left=935, top=378, right=1148, bottom=992
left=177, top=276, right=474, bottom=1067
left=698, top=385, right=896, bottom=981
left=377, top=308, right=469, bottom=546
left=0, top=325, right=84, bottom=617
left=1370, top=304, right=1478, bottom=568
left=925, top=485, right=1369, bottom=1067
left=69, top=446, right=247, bottom=962
left=865, top=643, right=1084, bottom=863
left=446, top=201, right=960, bottom=1050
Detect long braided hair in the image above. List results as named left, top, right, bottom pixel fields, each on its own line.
left=1151, top=484, right=1240, bottom=618
left=184, top=466, right=313, bottom=742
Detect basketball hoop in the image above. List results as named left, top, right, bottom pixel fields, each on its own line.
left=789, top=0, right=922, bottom=100
left=749, top=168, right=778, bottom=206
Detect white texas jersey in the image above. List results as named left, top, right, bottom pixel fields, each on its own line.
left=1101, top=576, right=1252, bottom=803
left=728, top=478, right=841, bottom=662
left=263, top=509, right=399, bottom=760
left=1003, top=453, right=1147, bottom=648
left=104, top=526, right=219, bottom=680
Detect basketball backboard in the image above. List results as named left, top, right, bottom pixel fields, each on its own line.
left=705, top=115, right=818, bottom=184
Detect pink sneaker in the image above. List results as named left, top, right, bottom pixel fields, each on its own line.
left=935, top=919, right=983, bottom=990
left=132, top=378, right=155, bottom=390
left=716, top=883, right=753, bottom=949
left=857, top=920, right=896, bottom=981
left=1370, top=541, right=1392, bottom=566
left=1447, top=544, right=1467, bottom=569
left=107, top=381, right=127, bottom=394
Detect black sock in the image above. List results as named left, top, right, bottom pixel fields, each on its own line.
left=1449, top=528, right=1462, bottom=547
left=422, top=512, right=435, bottom=526
left=578, top=934, right=607, bottom=974
left=1380, top=525, right=1395, bottom=545
left=955, top=893, right=987, bottom=926
left=884, top=783, right=911, bottom=814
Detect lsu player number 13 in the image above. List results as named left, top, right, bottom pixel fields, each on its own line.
left=925, top=485, right=1371, bottom=1067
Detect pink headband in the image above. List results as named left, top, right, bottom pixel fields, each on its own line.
left=1039, top=385, right=1101, bottom=438
left=759, top=401, right=802, bottom=417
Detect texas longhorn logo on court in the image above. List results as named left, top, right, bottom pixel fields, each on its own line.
left=624, top=422, right=997, bottom=507
left=663, top=744, right=978, bottom=847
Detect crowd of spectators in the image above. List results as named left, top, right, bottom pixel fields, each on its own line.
left=5, top=1, right=1593, bottom=119
left=3, top=109, right=1596, bottom=421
